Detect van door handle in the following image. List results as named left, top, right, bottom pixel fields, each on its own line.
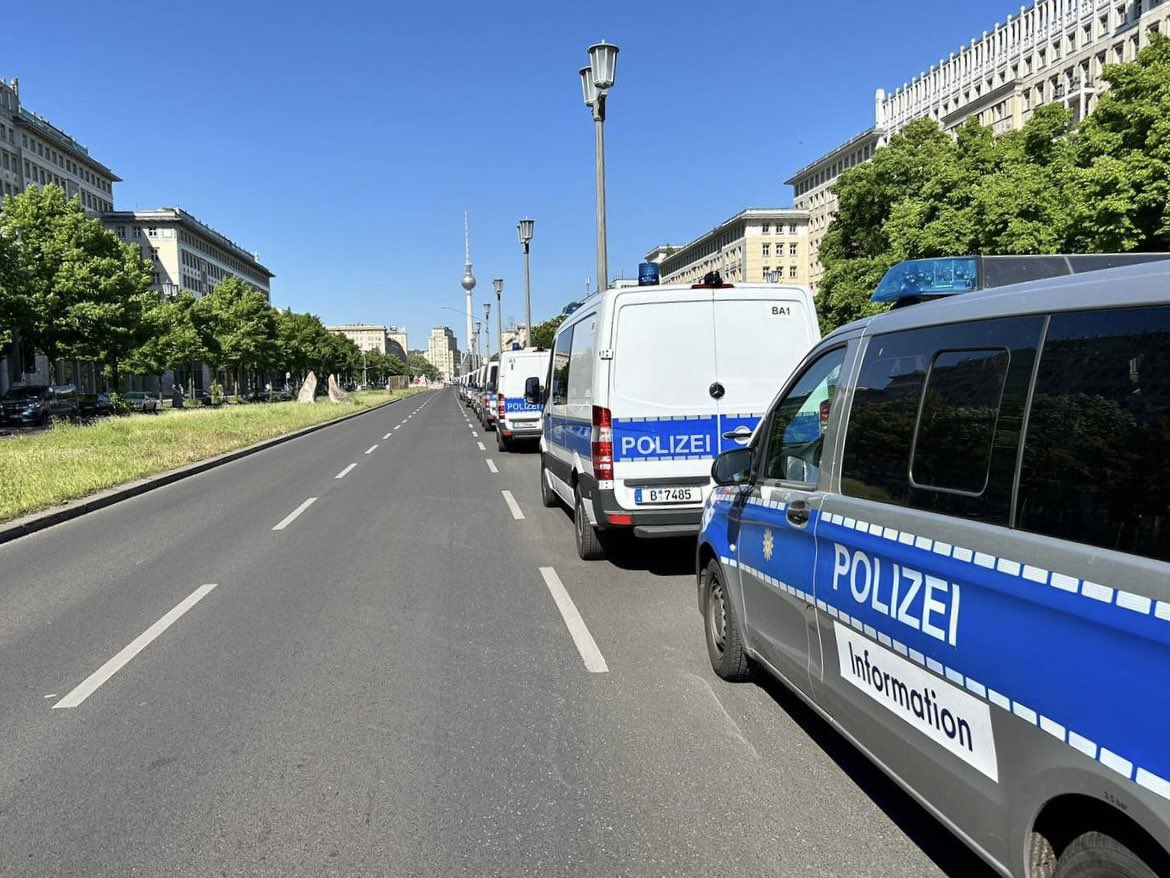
left=786, top=501, right=810, bottom=526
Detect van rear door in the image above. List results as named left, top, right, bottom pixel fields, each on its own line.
left=713, top=289, right=820, bottom=453
left=609, top=289, right=718, bottom=510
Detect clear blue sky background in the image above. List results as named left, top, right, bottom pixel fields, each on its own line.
left=4, top=1, right=1023, bottom=353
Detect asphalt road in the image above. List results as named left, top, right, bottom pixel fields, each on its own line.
left=0, top=388, right=999, bottom=877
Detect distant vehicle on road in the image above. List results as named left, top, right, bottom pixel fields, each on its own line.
left=123, top=391, right=159, bottom=413
left=479, top=361, right=499, bottom=432
left=698, top=257, right=1170, bottom=878
left=0, top=384, right=79, bottom=427
left=77, top=393, right=114, bottom=420
left=531, top=272, right=819, bottom=560
left=494, top=347, right=549, bottom=452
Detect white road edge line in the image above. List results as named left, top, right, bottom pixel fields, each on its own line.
left=365, top=444, right=378, bottom=454
left=477, top=441, right=485, bottom=451
left=538, top=568, right=608, bottom=673
left=53, top=583, right=219, bottom=709
left=486, top=458, right=498, bottom=473
left=502, top=490, right=525, bottom=520
left=335, top=463, right=357, bottom=479
left=272, top=497, right=317, bottom=531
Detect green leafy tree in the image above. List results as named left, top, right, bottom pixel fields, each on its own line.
left=275, top=308, right=334, bottom=385
left=528, top=314, right=566, bottom=349
left=407, top=353, right=440, bottom=381
left=196, top=276, right=277, bottom=393
left=0, top=185, right=154, bottom=384
left=125, top=290, right=207, bottom=390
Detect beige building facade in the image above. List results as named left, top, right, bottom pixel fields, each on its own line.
left=787, top=0, right=1170, bottom=291
left=328, top=325, right=389, bottom=354
left=647, top=209, right=811, bottom=288
left=388, top=326, right=409, bottom=354
left=426, top=326, right=459, bottom=381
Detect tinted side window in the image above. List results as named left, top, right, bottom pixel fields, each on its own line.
left=762, top=347, right=846, bottom=485
left=550, top=326, right=574, bottom=406
left=842, top=317, right=1042, bottom=524
left=1018, top=306, right=1170, bottom=561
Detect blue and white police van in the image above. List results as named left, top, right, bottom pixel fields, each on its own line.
left=697, top=255, right=1170, bottom=878
left=528, top=269, right=819, bottom=560
left=494, top=347, right=550, bottom=452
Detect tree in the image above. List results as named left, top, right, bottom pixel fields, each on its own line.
left=407, top=353, right=440, bottom=381
left=529, top=314, right=566, bottom=349
left=196, top=276, right=277, bottom=393
left=125, top=291, right=207, bottom=390
left=0, top=219, right=22, bottom=349
left=275, top=308, right=334, bottom=385
left=0, top=185, right=154, bottom=384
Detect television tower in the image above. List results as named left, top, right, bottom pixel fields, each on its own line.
left=460, top=212, right=476, bottom=371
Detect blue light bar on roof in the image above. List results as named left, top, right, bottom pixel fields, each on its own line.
left=871, top=257, right=979, bottom=302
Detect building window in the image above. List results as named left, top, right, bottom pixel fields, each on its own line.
left=789, top=243, right=798, bottom=256
left=761, top=223, right=771, bottom=234
left=789, top=266, right=797, bottom=278
left=761, top=243, right=770, bottom=257
left=132, top=227, right=141, bottom=238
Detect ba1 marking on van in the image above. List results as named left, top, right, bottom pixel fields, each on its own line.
left=832, top=544, right=962, bottom=647
left=769, top=304, right=793, bottom=317
left=835, top=622, right=999, bottom=781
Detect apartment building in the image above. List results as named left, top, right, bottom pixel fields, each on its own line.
left=787, top=0, right=1170, bottom=290
left=102, top=208, right=273, bottom=301
left=388, top=326, right=409, bottom=355
left=327, top=324, right=408, bottom=362
left=646, top=208, right=811, bottom=287
left=426, top=326, right=459, bottom=382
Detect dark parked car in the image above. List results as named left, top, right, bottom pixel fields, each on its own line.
left=0, top=384, right=78, bottom=427
left=77, top=392, right=115, bottom=420
left=123, top=391, right=160, bottom=413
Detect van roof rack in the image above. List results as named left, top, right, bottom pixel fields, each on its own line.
left=872, top=253, right=1170, bottom=307
left=692, top=270, right=735, bottom=289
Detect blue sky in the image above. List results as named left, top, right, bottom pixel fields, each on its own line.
left=4, top=1, right=1023, bottom=353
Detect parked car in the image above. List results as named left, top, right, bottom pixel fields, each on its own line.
left=123, top=391, right=160, bottom=413
left=183, top=390, right=213, bottom=406
left=0, top=384, right=79, bottom=427
left=76, top=392, right=115, bottom=420
left=698, top=257, right=1170, bottom=878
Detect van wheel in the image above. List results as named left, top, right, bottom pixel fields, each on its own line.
left=703, top=559, right=751, bottom=681
left=1053, top=832, right=1162, bottom=878
left=497, top=430, right=509, bottom=452
left=574, top=488, right=606, bottom=561
left=539, top=456, right=559, bottom=508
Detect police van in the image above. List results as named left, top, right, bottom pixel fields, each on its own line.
left=529, top=272, right=819, bottom=560
left=479, top=361, right=499, bottom=431
left=494, top=347, right=550, bottom=452
left=698, top=256, right=1170, bottom=878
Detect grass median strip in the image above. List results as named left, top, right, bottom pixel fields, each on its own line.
left=0, top=389, right=424, bottom=524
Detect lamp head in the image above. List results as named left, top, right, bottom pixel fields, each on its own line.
left=518, top=217, right=535, bottom=245
left=588, top=41, right=619, bottom=90
left=493, top=277, right=503, bottom=297
left=579, top=66, right=598, bottom=106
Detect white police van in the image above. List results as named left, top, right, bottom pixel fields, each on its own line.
left=698, top=255, right=1170, bottom=878
left=531, top=271, right=819, bottom=560
left=494, top=347, right=550, bottom=452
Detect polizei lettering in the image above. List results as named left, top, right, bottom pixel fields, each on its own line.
left=618, top=433, right=712, bottom=458
left=831, top=543, right=962, bottom=646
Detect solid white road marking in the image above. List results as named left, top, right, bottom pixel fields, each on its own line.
left=477, top=442, right=485, bottom=451
left=486, top=459, right=498, bottom=473
left=54, top=583, right=219, bottom=708
left=538, top=568, right=608, bottom=673
left=365, top=444, right=378, bottom=454
left=335, top=463, right=357, bottom=479
left=502, top=490, right=525, bottom=520
left=272, top=497, right=317, bottom=531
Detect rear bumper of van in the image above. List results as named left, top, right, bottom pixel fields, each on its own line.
left=578, top=473, right=702, bottom=538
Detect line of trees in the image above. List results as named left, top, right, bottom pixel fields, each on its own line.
left=0, top=184, right=434, bottom=393
left=817, top=34, right=1170, bottom=332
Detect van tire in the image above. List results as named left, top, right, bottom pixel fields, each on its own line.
left=539, top=456, right=559, bottom=508
left=497, top=430, right=509, bottom=452
left=574, top=489, right=606, bottom=561
left=1053, top=831, right=1162, bottom=878
left=703, top=558, right=751, bottom=681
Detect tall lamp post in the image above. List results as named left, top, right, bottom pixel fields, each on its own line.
left=482, top=302, right=492, bottom=362
left=579, top=41, right=619, bottom=294
left=517, top=218, right=534, bottom=344
left=492, top=278, right=503, bottom=356
left=474, top=321, right=482, bottom=368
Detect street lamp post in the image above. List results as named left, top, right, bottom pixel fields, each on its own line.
left=580, top=41, right=619, bottom=294
left=482, top=302, right=492, bottom=362
left=517, top=218, right=534, bottom=343
left=492, top=278, right=503, bottom=357
left=474, top=321, right=482, bottom=368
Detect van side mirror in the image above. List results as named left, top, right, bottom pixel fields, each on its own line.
left=711, top=447, right=753, bottom=486
left=524, top=376, right=544, bottom=405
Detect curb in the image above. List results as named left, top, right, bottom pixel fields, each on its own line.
left=0, top=392, right=423, bottom=547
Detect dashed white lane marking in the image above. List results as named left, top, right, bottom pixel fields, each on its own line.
left=486, top=459, right=498, bottom=473
left=364, top=444, right=378, bottom=454
left=394, top=425, right=401, bottom=431
left=383, top=433, right=392, bottom=440
left=335, top=463, right=357, bottom=479
left=502, top=490, right=525, bottom=520
left=272, top=497, right=317, bottom=531
left=471, top=431, right=478, bottom=438
left=538, top=568, right=608, bottom=673
left=477, top=442, right=486, bottom=451
left=53, top=583, right=219, bottom=709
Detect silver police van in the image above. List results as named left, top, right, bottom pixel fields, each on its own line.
left=698, top=257, right=1170, bottom=878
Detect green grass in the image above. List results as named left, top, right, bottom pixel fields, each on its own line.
left=0, top=387, right=424, bottom=523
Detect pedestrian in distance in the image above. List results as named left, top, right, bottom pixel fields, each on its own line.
left=171, top=384, right=184, bottom=410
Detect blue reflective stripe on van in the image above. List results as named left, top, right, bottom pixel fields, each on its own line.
left=546, top=414, right=592, bottom=456
left=504, top=397, right=541, bottom=414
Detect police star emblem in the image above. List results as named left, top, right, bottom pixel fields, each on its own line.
left=763, top=528, right=774, bottom=562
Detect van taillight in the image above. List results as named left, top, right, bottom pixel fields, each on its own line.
left=592, top=405, right=613, bottom=481
left=498, top=393, right=505, bottom=419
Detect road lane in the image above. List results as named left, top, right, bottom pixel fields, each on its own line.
left=0, top=388, right=994, bottom=877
